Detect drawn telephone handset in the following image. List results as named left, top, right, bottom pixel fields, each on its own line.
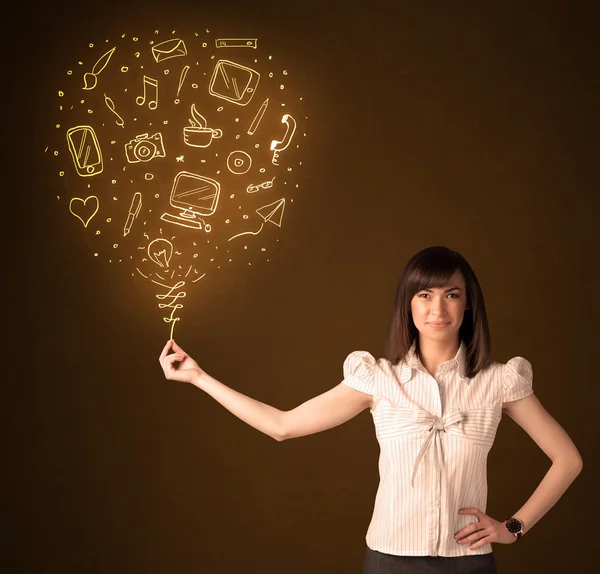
left=270, top=113, right=297, bottom=165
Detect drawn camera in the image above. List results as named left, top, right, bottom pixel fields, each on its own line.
left=125, top=132, right=166, bottom=163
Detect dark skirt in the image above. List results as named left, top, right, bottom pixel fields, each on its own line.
left=363, top=546, right=498, bottom=574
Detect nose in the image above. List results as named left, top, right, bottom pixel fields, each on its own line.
left=431, top=297, right=448, bottom=316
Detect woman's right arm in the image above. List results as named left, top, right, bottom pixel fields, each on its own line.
left=159, top=340, right=373, bottom=442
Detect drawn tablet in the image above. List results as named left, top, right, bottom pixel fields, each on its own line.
left=66, top=125, right=103, bottom=177
left=208, top=60, right=260, bottom=106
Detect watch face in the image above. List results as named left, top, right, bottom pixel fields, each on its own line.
left=506, top=518, right=522, bottom=533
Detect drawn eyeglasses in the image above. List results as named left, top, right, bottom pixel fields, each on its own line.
left=246, top=176, right=276, bottom=194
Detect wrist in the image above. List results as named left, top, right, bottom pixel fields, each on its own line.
left=504, top=517, right=525, bottom=540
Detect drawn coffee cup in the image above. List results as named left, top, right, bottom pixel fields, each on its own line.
left=184, top=103, right=223, bottom=148
left=183, top=126, right=223, bottom=148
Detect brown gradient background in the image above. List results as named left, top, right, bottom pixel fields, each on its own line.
left=5, top=1, right=598, bottom=573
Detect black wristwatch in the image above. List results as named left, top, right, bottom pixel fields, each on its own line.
left=505, top=517, right=524, bottom=540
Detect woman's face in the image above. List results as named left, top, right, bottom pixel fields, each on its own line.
left=410, top=270, right=468, bottom=344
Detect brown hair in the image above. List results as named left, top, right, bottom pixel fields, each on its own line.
left=385, top=246, right=491, bottom=378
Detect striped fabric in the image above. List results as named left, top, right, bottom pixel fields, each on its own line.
left=342, top=341, right=534, bottom=557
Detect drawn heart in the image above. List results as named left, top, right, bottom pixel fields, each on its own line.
left=69, top=195, right=99, bottom=228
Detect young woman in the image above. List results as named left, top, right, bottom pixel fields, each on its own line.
left=159, top=246, right=583, bottom=574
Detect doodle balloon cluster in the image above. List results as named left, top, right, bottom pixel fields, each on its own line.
left=47, top=29, right=306, bottom=338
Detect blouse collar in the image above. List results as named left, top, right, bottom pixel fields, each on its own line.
left=398, top=340, right=470, bottom=384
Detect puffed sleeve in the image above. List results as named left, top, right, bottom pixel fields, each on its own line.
left=502, top=356, right=534, bottom=404
left=342, top=350, right=376, bottom=396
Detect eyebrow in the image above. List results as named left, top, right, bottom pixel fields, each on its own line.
left=421, top=287, right=463, bottom=293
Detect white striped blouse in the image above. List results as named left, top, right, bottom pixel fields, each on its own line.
left=342, top=340, right=534, bottom=557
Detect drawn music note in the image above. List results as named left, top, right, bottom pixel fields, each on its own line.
left=136, top=75, right=159, bottom=110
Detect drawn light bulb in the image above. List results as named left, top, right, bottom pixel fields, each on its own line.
left=148, top=238, right=173, bottom=268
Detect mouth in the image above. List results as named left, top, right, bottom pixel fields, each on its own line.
left=428, top=322, right=450, bottom=327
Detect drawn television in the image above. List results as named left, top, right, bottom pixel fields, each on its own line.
left=160, top=171, right=220, bottom=230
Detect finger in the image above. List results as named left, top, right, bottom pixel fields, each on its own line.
left=468, top=533, right=492, bottom=551
left=171, top=340, right=187, bottom=355
left=459, top=527, right=489, bottom=545
left=159, top=340, right=173, bottom=361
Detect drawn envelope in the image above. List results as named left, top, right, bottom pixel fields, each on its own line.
left=151, top=38, right=187, bottom=63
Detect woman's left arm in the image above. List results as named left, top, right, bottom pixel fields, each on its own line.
left=500, top=393, right=583, bottom=534
left=455, top=394, right=583, bottom=550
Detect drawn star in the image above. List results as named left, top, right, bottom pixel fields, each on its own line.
left=176, top=155, right=185, bottom=162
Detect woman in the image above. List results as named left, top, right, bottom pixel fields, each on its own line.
left=159, top=246, right=583, bottom=574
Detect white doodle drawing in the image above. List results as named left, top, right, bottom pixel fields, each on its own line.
left=271, top=113, right=297, bottom=165
left=246, top=176, right=275, bottom=194
left=104, top=93, right=125, bottom=128
left=175, top=65, right=190, bottom=103
left=136, top=75, right=159, bottom=109
left=147, top=238, right=173, bottom=267
left=227, top=150, right=252, bottom=174
left=83, top=47, right=116, bottom=90
left=215, top=38, right=258, bottom=49
left=66, top=125, right=103, bottom=176
left=228, top=198, right=285, bottom=241
left=208, top=60, right=260, bottom=106
left=125, top=132, right=166, bottom=163
left=161, top=171, right=219, bottom=231
left=123, top=192, right=142, bottom=236
left=183, top=104, right=223, bottom=148
left=151, top=38, right=187, bottom=63
left=69, top=195, right=99, bottom=227
left=247, top=98, right=268, bottom=135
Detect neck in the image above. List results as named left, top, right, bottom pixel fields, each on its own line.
left=416, top=337, right=460, bottom=378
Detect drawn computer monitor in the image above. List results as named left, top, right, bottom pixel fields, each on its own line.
left=160, top=171, right=220, bottom=230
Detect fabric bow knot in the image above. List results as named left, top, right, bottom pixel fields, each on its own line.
left=411, top=410, right=464, bottom=488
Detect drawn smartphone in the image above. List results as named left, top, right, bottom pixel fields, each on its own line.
left=208, top=60, right=260, bottom=106
left=66, top=125, right=103, bottom=177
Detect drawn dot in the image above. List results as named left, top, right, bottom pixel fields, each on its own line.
left=268, top=55, right=272, bottom=60
left=295, top=184, right=299, bottom=188
left=192, top=83, right=198, bottom=89
left=66, top=70, right=72, bottom=75
left=259, top=167, right=265, bottom=173
left=121, top=33, right=126, bottom=38
left=89, top=43, right=94, bottom=48
left=121, top=66, right=129, bottom=72
left=113, top=197, right=117, bottom=200
left=261, top=247, right=266, bottom=251
left=112, top=180, right=117, bottom=184
left=133, top=37, right=139, bottom=41
left=80, top=99, right=85, bottom=104
left=235, top=135, right=240, bottom=139
left=243, top=215, right=249, bottom=219
left=87, top=109, right=93, bottom=114
left=163, top=120, right=168, bottom=124
left=281, top=103, right=286, bottom=106
left=107, top=218, right=112, bottom=222
left=283, top=70, right=288, bottom=75
left=113, top=244, right=118, bottom=248
left=280, top=85, right=284, bottom=89
left=78, top=61, right=83, bottom=65
left=58, top=91, right=64, bottom=97
left=287, top=167, right=292, bottom=171
left=59, top=171, right=64, bottom=176
left=217, top=106, right=223, bottom=111
left=174, top=98, right=180, bottom=104
left=53, top=151, right=58, bottom=156
left=229, top=194, right=235, bottom=199
left=202, top=42, right=207, bottom=48
left=164, top=69, right=170, bottom=75
left=59, top=105, right=63, bottom=110
left=193, top=253, right=198, bottom=258
left=255, top=143, right=260, bottom=148
left=300, top=97, right=303, bottom=100
left=55, top=124, right=60, bottom=128
left=155, top=193, right=160, bottom=198
left=135, top=52, right=140, bottom=58
left=95, top=230, right=100, bottom=235
left=145, top=173, right=154, bottom=180
left=269, top=72, right=273, bottom=78
left=225, top=219, right=230, bottom=223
